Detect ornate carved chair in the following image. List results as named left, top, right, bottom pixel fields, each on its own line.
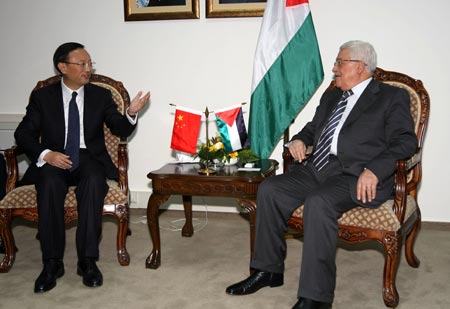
left=0, top=74, right=132, bottom=272
left=283, top=68, right=429, bottom=308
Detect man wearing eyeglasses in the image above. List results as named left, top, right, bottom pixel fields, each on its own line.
left=225, top=41, right=417, bottom=308
left=15, top=42, right=150, bottom=293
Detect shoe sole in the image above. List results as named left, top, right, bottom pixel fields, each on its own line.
left=226, top=280, right=284, bottom=295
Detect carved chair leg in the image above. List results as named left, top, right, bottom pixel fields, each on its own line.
left=405, top=217, right=421, bottom=268
left=382, top=234, right=401, bottom=308
left=0, top=210, right=16, bottom=273
left=115, top=204, right=130, bottom=266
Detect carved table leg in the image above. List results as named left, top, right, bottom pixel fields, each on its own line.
left=145, top=193, right=169, bottom=269
left=236, top=198, right=257, bottom=260
left=182, top=195, right=193, bottom=237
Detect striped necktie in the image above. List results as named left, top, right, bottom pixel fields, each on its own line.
left=65, top=91, right=80, bottom=171
left=313, top=90, right=353, bottom=171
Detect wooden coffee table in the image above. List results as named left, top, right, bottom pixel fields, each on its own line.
left=145, top=159, right=278, bottom=269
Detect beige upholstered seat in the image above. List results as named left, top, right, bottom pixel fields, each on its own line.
left=283, top=68, right=429, bottom=308
left=0, top=179, right=128, bottom=209
left=0, top=74, right=132, bottom=272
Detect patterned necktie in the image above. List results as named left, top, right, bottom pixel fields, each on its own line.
left=65, top=91, right=80, bottom=171
left=313, top=90, right=353, bottom=171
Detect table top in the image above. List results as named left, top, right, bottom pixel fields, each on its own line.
left=147, top=159, right=278, bottom=181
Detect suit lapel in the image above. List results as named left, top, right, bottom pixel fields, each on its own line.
left=50, top=82, right=66, bottom=149
left=83, top=84, right=97, bottom=133
left=343, top=79, right=380, bottom=127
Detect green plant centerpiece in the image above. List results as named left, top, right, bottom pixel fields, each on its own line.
left=196, top=134, right=259, bottom=165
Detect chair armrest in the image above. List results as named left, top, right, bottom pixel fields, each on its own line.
left=261, top=159, right=279, bottom=177
left=4, top=146, right=22, bottom=193
left=117, top=139, right=129, bottom=194
left=392, top=148, right=422, bottom=223
left=282, top=146, right=294, bottom=173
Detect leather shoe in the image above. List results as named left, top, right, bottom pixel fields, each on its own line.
left=225, top=269, right=283, bottom=295
left=34, top=259, right=64, bottom=293
left=77, top=258, right=103, bottom=287
left=292, top=297, right=332, bottom=309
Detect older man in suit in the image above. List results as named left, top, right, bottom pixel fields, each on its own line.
left=15, top=42, right=150, bottom=293
left=225, top=41, right=417, bottom=308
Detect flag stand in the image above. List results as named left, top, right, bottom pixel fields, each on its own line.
left=198, top=106, right=217, bottom=175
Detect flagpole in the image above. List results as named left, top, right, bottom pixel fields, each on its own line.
left=198, top=106, right=217, bottom=175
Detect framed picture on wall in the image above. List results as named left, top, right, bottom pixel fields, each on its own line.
left=124, top=0, right=200, bottom=21
left=206, top=0, right=266, bottom=18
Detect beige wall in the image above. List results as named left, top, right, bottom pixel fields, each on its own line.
left=1, top=1, right=449, bottom=221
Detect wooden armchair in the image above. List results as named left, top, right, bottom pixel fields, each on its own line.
left=282, top=68, right=429, bottom=307
left=0, top=74, right=132, bottom=272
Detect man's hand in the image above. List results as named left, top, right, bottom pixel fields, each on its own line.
left=288, top=140, right=308, bottom=162
left=128, top=91, right=151, bottom=116
left=356, top=168, right=378, bottom=203
left=44, top=151, right=73, bottom=170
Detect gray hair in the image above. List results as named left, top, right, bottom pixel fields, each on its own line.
left=340, top=40, right=377, bottom=74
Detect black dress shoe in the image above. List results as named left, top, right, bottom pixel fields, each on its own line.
left=77, top=258, right=103, bottom=287
left=34, top=259, right=65, bottom=293
left=292, top=297, right=332, bottom=309
left=225, top=270, right=283, bottom=295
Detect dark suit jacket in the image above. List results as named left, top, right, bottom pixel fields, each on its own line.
left=15, top=81, right=136, bottom=181
left=292, top=79, right=417, bottom=206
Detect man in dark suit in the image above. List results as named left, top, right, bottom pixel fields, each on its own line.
left=225, top=41, right=417, bottom=308
left=15, top=42, right=150, bottom=293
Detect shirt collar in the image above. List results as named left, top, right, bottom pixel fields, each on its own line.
left=349, top=77, right=372, bottom=98
left=61, top=77, right=85, bottom=98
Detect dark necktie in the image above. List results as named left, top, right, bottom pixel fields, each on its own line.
left=65, top=91, right=80, bottom=171
left=313, top=90, right=353, bottom=171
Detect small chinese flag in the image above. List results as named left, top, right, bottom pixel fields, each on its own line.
left=170, top=106, right=202, bottom=154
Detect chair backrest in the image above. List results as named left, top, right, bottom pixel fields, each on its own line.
left=33, top=74, right=131, bottom=168
left=358, top=68, right=429, bottom=197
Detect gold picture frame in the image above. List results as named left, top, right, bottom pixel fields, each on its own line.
left=124, top=0, right=200, bottom=21
left=206, top=0, right=266, bottom=18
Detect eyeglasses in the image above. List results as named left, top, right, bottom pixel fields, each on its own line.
left=333, top=59, right=366, bottom=67
left=63, top=61, right=96, bottom=69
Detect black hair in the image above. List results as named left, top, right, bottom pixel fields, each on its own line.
left=53, top=42, right=85, bottom=74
